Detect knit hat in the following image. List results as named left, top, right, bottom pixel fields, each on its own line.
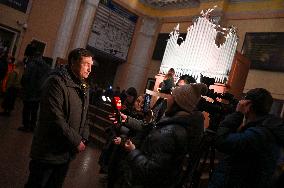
left=172, top=83, right=208, bottom=113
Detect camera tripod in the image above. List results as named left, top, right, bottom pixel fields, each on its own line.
left=178, top=114, right=222, bottom=188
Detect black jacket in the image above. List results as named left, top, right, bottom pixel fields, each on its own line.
left=30, top=66, right=89, bottom=164
left=21, top=56, right=50, bottom=101
left=125, top=111, right=204, bottom=188
left=209, top=112, right=284, bottom=188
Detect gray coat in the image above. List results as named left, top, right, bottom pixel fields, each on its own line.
left=30, top=66, right=89, bottom=164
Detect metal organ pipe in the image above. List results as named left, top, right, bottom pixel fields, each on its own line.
left=159, top=7, right=238, bottom=84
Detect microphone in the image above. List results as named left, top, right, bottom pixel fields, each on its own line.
left=111, top=96, right=122, bottom=125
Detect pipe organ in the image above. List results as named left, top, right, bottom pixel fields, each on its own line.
left=159, top=7, right=238, bottom=84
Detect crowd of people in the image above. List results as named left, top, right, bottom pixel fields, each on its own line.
left=1, top=46, right=284, bottom=188
left=97, top=67, right=284, bottom=188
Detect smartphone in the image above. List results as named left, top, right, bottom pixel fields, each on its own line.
left=143, top=94, right=152, bottom=114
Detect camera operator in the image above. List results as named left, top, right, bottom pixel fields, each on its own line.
left=209, top=88, right=284, bottom=188
left=113, top=83, right=208, bottom=188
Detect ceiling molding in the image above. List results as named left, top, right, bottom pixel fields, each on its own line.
left=228, top=0, right=268, bottom=3
left=224, top=9, right=284, bottom=20
left=113, top=0, right=284, bottom=23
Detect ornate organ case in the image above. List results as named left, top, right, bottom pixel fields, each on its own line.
left=152, top=8, right=250, bottom=101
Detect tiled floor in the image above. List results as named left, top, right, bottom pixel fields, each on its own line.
left=0, top=98, right=106, bottom=188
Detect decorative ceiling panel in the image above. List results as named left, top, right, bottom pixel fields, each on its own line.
left=229, top=0, right=267, bottom=3
left=139, top=0, right=267, bottom=9
left=139, top=0, right=201, bottom=9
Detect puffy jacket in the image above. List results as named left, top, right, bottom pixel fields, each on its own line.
left=30, top=66, right=89, bottom=164
left=125, top=111, right=204, bottom=188
left=209, top=112, right=284, bottom=188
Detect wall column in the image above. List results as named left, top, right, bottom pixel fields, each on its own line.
left=71, top=0, right=100, bottom=49
left=114, top=16, right=160, bottom=94
left=52, top=0, right=82, bottom=68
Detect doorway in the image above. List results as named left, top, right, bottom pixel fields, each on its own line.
left=87, top=45, right=123, bottom=90
left=0, top=25, right=19, bottom=55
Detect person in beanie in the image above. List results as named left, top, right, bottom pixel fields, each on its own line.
left=25, top=48, right=94, bottom=188
left=209, top=88, right=284, bottom=188
left=113, top=83, right=208, bottom=188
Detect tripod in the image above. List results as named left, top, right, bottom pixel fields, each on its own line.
left=178, top=114, right=222, bottom=188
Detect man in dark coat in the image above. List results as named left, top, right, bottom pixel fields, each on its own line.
left=25, top=48, right=94, bottom=188
left=209, top=88, right=284, bottom=188
left=117, top=83, right=208, bottom=188
left=18, top=52, right=50, bottom=131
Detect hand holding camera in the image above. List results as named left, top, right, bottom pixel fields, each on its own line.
left=113, top=137, right=122, bottom=145
left=124, top=139, right=135, bottom=152
left=236, top=100, right=252, bottom=114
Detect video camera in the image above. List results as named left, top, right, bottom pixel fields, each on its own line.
left=197, top=76, right=239, bottom=130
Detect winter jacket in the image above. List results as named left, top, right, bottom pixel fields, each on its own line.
left=125, top=111, right=204, bottom=188
left=160, top=77, right=175, bottom=94
left=6, top=67, right=22, bottom=89
left=21, top=56, right=50, bottom=101
left=30, top=66, right=90, bottom=164
left=209, top=112, right=284, bottom=188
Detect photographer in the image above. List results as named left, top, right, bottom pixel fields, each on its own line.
left=209, top=88, right=284, bottom=188
left=114, top=83, right=207, bottom=188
